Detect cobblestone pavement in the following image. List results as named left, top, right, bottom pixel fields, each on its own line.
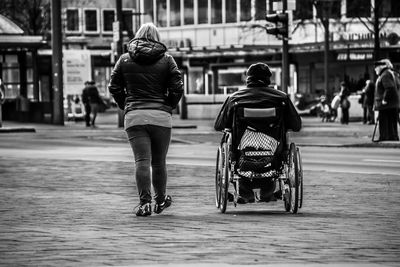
left=1, top=153, right=399, bottom=266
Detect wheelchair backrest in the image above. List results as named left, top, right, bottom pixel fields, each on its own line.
left=231, top=104, right=286, bottom=167
left=233, top=105, right=285, bottom=143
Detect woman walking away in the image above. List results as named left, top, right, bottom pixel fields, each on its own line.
left=108, top=23, right=184, bottom=216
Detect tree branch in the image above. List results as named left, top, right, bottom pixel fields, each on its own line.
left=356, top=16, right=374, bottom=33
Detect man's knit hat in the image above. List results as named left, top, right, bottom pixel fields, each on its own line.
left=246, top=63, right=272, bottom=85
left=374, top=58, right=393, bottom=69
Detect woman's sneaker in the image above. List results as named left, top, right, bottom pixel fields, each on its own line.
left=154, top=195, right=172, bottom=214
left=135, top=203, right=152, bottom=216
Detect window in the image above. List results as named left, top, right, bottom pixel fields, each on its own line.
left=184, top=0, right=194, bottom=25
left=102, top=9, right=115, bottom=32
left=240, top=0, right=251, bottom=21
left=170, top=0, right=181, bottom=26
left=156, top=0, right=167, bottom=27
left=211, top=0, right=222, bottom=24
left=122, top=9, right=133, bottom=32
left=226, top=0, right=237, bottom=23
left=84, top=9, right=98, bottom=32
left=379, top=0, right=400, bottom=17
left=66, top=9, right=80, bottom=32
left=294, top=0, right=313, bottom=20
left=198, top=0, right=208, bottom=24
left=143, top=0, right=154, bottom=23
left=314, top=0, right=340, bottom=19
left=255, top=0, right=266, bottom=20
left=347, top=0, right=370, bottom=17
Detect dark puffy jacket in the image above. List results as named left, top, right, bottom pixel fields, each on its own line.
left=82, top=85, right=101, bottom=104
left=108, top=38, right=183, bottom=114
left=214, top=85, right=302, bottom=132
left=374, top=67, right=399, bottom=110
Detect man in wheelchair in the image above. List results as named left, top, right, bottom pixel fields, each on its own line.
left=214, top=63, right=302, bottom=204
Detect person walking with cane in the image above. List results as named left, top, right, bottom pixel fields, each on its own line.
left=373, top=59, right=399, bottom=141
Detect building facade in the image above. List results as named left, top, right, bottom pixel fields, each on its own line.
left=2, top=0, right=400, bottom=121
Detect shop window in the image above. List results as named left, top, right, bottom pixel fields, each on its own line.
left=226, top=0, right=237, bottom=23
left=66, top=8, right=80, bottom=32
left=103, top=9, right=115, bottom=32
left=143, top=0, right=154, bottom=23
left=198, top=0, right=208, bottom=24
left=294, top=0, right=313, bottom=20
left=84, top=9, right=98, bottom=33
left=156, top=0, right=167, bottom=27
left=240, top=0, right=251, bottom=21
left=211, top=0, right=222, bottom=24
left=170, top=0, right=181, bottom=26
left=217, top=68, right=246, bottom=95
left=188, top=68, right=204, bottom=94
left=1, top=55, right=19, bottom=98
left=94, top=67, right=112, bottom=97
left=184, top=0, right=194, bottom=25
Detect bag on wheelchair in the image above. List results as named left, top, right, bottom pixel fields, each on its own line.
left=237, top=126, right=284, bottom=178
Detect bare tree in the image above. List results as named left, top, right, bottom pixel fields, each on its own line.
left=313, top=0, right=341, bottom=97
left=0, top=0, right=50, bottom=36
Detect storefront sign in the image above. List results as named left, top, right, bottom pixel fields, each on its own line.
left=337, top=52, right=373, bottom=61
left=63, top=50, right=92, bottom=95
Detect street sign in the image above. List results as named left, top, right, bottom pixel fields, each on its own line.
left=113, top=21, right=120, bottom=42
left=273, top=0, right=296, bottom=11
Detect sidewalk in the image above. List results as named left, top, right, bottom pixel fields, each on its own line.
left=1, top=110, right=399, bottom=266
left=1, top=109, right=399, bottom=148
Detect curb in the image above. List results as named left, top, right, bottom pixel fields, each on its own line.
left=0, top=127, right=36, bottom=133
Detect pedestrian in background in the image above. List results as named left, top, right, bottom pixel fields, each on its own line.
left=330, top=92, right=340, bottom=122
left=339, top=82, right=350, bottom=124
left=108, top=23, right=184, bottom=216
left=82, top=81, right=91, bottom=127
left=317, top=95, right=331, bottom=122
left=82, top=80, right=102, bottom=128
left=359, top=88, right=367, bottom=124
left=374, top=59, right=399, bottom=141
left=0, top=78, right=5, bottom=128
left=362, top=79, right=375, bottom=124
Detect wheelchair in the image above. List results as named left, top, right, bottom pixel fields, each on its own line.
left=215, top=104, right=303, bottom=214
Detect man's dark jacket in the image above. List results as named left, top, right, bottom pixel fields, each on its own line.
left=214, top=85, right=302, bottom=132
left=108, top=38, right=183, bottom=114
left=374, top=67, right=399, bottom=110
left=82, top=85, right=101, bottom=105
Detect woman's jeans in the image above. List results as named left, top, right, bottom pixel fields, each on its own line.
left=126, top=125, right=171, bottom=205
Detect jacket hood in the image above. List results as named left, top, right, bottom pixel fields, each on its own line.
left=128, top=38, right=167, bottom=65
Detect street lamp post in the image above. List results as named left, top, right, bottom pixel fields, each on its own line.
left=115, top=0, right=124, bottom=127
left=51, top=0, right=64, bottom=125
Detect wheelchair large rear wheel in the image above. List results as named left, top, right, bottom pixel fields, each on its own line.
left=219, top=142, right=230, bottom=213
left=284, top=143, right=300, bottom=214
left=215, top=147, right=222, bottom=208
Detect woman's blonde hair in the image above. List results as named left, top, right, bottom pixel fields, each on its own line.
left=134, top=23, right=160, bottom=41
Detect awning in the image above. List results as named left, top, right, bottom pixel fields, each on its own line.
left=0, top=35, right=45, bottom=48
